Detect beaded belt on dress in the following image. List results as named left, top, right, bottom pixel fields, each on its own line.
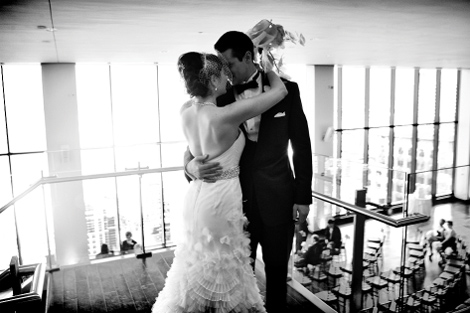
left=212, top=166, right=240, bottom=181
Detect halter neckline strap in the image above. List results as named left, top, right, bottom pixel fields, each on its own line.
left=193, top=101, right=216, bottom=107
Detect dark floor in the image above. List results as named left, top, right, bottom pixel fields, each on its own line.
left=46, top=201, right=470, bottom=313
left=47, top=250, right=321, bottom=313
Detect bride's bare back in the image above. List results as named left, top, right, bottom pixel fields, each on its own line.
left=181, top=101, right=241, bottom=161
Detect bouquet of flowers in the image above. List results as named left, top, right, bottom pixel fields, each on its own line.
left=246, top=19, right=305, bottom=78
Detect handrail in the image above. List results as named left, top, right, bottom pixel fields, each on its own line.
left=312, top=190, right=430, bottom=227
left=411, top=163, right=470, bottom=175
left=0, top=179, right=43, bottom=215
left=2, top=166, right=430, bottom=229
left=0, top=166, right=185, bottom=215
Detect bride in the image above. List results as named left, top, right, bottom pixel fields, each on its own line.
left=152, top=51, right=287, bottom=312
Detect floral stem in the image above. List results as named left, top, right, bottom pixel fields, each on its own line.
left=268, top=50, right=281, bottom=73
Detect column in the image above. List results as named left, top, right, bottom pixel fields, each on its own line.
left=42, top=63, right=89, bottom=266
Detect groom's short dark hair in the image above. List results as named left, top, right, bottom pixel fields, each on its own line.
left=214, top=31, right=254, bottom=62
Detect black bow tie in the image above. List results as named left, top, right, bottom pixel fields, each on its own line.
left=234, top=72, right=260, bottom=94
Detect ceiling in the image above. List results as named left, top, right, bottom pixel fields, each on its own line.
left=1, top=0, right=470, bottom=68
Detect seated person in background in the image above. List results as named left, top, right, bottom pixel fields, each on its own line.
left=294, top=235, right=324, bottom=273
left=96, top=244, right=112, bottom=259
left=436, top=220, right=457, bottom=263
left=122, top=231, right=137, bottom=253
left=426, top=218, right=446, bottom=260
left=304, top=235, right=325, bottom=267
left=324, top=218, right=342, bottom=255
left=295, top=219, right=309, bottom=255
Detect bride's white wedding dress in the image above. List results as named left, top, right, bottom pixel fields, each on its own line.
left=152, top=132, right=266, bottom=313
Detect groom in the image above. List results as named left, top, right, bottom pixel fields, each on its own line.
left=185, top=31, right=312, bottom=312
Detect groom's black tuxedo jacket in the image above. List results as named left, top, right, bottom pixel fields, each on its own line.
left=217, top=72, right=313, bottom=227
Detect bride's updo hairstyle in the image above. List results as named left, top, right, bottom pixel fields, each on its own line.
left=177, top=52, right=226, bottom=98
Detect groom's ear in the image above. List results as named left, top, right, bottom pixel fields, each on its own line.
left=243, top=51, right=253, bottom=64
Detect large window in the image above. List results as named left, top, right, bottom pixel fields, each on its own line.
left=337, top=66, right=459, bottom=207
left=417, top=69, right=437, bottom=124
left=369, top=68, right=391, bottom=127
left=0, top=64, right=48, bottom=194
left=341, top=67, right=365, bottom=129
left=0, top=63, right=192, bottom=260
left=2, top=65, right=46, bottom=153
left=74, top=63, right=192, bottom=258
left=0, top=64, right=49, bottom=267
left=394, top=68, right=415, bottom=126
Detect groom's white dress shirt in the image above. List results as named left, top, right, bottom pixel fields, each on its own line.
left=235, top=71, right=262, bottom=142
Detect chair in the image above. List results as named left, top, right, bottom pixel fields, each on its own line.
left=415, top=288, right=438, bottom=313
left=393, top=266, right=416, bottom=295
left=325, top=263, right=343, bottom=288
left=432, top=285, right=449, bottom=312
left=332, top=277, right=374, bottom=311
left=380, top=270, right=401, bottom=300
left=362, top=280, right=374, bottom=309
left=378, top=300, right=405, bottom=313
left=407, top=240, right=425, bottom=254
left=292, top=267, right=312, bottom=287
left=364, top=250, right=381, bottom=276
left=308, top=264, right=328, bottom=292
left=366, top=275, right=389, bottom=305
left=403, top=293, right=421, bottom=312
left=332, top=279, right=352, bottom=313
left=366, top=230, right=385, bottom=265
left=314, top=290, right=339, bottom=311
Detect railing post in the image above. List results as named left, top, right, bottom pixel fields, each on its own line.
left=136, top=162, right=152, bottom=260
left=126, top=163, right=152, bottom=260
left=41, top=171, right=54, bottom=271
left=351, top=213, right=366, bottom=312
left=351, top=189, right=367, bottom=312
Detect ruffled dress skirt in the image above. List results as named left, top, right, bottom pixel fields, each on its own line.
left=152, top=134, right=265, bottom=313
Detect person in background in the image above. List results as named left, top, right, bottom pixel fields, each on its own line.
left=426, top=218, right=446, bottom=261
left=122, top=231, right=137, bottom=253
left=295, top=219, right=309, bottom=255
left=96, top=243, right=112, bottom=259
left=324, top=218, right=342, bottom=255
left=436, top=220, right=457, bottom=264
left=304, top=235, right=325, bottom=269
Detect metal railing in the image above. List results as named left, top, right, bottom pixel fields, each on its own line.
left=294, top=190, right=430, bottom=313
left=1, top=166, right=433, bottom=313
left=0, top=166, right=185, bottom=270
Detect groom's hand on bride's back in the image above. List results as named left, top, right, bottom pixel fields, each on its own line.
left=186, top=155, right=222, bottom=183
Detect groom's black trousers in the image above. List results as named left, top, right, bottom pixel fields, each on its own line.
left=247, top=193, right=295, bottom=313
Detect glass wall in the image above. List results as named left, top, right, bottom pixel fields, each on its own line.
left=336, top=66, right=459, bottom=208
left=0, top=63, right=461, bottom=263
left=1, top=63, right=190, bottom=260
left=1, top=65, right=48, bottom=194
left=74, top=63, right=188, bottom=258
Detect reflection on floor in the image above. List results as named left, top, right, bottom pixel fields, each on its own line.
left=48, top=249, right=320, bottom=313
left=292, top=201, right=470, bottom=312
